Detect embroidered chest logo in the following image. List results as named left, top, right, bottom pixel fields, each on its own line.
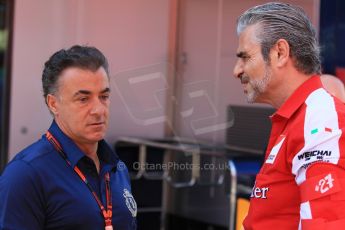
left=123, top=189, right=137, bottom=217
left=315, top=173, right=334, bottom=194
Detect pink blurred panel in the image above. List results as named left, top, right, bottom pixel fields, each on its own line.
left=336, top=67, right=345, bottom=84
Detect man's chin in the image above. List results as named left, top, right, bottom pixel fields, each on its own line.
left=87, top=133, right=106, bottom=142
left=246, top=94, right=256, bottom=103
left=246, top=90, right=263, bottom=104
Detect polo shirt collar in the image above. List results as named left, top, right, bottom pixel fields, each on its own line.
left=47, top=120, right=119, bottom=169
left=97, top=139, right=119, bottom=170
left=274, top=75, right=322, bottom=119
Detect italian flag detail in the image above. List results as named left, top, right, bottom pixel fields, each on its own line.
left=325, top=127, right=332, bottom=132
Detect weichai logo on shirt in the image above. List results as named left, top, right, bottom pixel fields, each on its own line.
left=297, top=150, right=332, bottom=161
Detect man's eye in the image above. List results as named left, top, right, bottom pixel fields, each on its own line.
left=100, top=95, right=110, bottom=100
left=79, top=97, right=88, bottom=102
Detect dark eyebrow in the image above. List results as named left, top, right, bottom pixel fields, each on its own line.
left=236, top=51, right=248, bottom=58
left=73, top=90, right=91, bottom=97
left=73, top=88, right=110, bottom=97
left=101, top=87, right=111, bottom=94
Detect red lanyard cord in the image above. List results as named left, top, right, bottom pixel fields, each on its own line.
left=46, top=131, right=113, bottom=227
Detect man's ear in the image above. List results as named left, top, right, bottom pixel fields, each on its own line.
left=46, top=94, right=59, bottom=116
left=271, top=39, right=290, bottom=68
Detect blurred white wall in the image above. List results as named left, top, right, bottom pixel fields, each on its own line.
left=8, top=0, right=320, bottom=159
left=9, top=0, right=169, bottom=158
left=174, top=0, right=320, bottom=144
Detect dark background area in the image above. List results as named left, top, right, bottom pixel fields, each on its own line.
left=319, top=0, right=345, bottom=75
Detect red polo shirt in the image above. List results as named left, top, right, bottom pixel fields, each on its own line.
left=243, top=76, right=345, bottom=229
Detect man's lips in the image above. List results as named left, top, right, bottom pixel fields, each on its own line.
left=88, top=122, right=105, bottom=126
left=240, top=76, right=250, bottom=93
left=240, top=76, right=250, bottom=84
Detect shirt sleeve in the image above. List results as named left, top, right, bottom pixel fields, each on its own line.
left=0, top=160, right=45, bottom=230
left=289, top=92, right=345, bottom=228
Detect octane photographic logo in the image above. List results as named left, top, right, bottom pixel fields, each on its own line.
left=111, top=62, right=234, bottom=150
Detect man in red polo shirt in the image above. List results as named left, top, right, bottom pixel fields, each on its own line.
left=234, top=2, right=345, bottom=229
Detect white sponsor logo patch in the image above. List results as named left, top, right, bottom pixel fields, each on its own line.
left=265, top=135, right=286, bottom=164
left=297, top=150, right=332, bottom=161
left=123, top=189, right=137, bottom=217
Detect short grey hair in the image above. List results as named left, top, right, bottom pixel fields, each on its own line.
left=237, top=2, right=321, bottom=75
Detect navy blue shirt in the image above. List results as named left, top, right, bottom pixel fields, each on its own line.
left=0, top=121, right=137, bottom=230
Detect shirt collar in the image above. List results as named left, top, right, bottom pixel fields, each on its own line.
left=274, top=75, right=322, bottom=119
left=47, top=120, right=119, bottom=169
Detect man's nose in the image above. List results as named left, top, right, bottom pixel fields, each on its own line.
left=90, top=99, right=106, bottom=115
left=233, top=60, right=243, bottom=79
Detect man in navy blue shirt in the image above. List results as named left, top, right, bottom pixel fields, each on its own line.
left=0, top=45, right=137, bottom=230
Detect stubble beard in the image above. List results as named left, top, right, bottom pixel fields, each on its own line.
left=245, top=67, right=271, bottom=103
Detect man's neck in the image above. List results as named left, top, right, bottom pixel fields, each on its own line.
left=54, top=119, right=101, bottom=173
left=262, top=70, right=312, bottom=109
left=75, top=142, right=101, bottom=174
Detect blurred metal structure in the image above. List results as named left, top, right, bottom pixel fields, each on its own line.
left=116, top=136, right=261, bottom=230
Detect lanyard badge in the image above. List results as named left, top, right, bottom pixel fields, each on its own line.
left=46, top=131, right=113, bottom=230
